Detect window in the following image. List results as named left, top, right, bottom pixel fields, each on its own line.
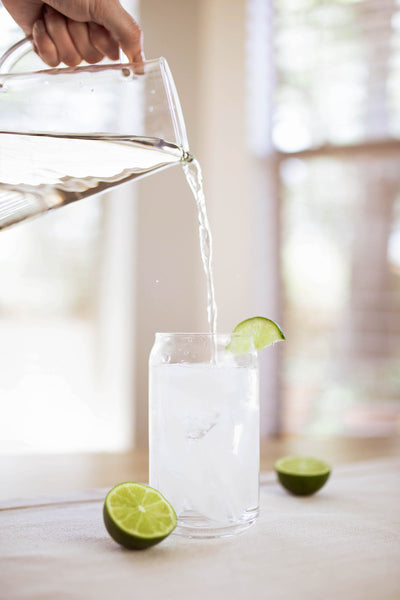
left=264, top=0, right=400, bottom=435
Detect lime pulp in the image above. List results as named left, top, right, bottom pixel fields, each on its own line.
left=103, top=482, right=177, bottom=550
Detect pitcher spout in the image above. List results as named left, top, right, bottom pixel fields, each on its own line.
left=182, top=150, right=194, bottom=163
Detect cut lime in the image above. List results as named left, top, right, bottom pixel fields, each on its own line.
left=227, top=316, right=285, bottom=354
left=274, top=456, right=331, bottom=496
left=103, top=482, right=177, bottom=550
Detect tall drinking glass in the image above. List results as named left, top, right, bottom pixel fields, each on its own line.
left=149, top=333, right=260, bottom=538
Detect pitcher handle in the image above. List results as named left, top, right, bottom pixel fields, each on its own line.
left=0, top=36, right=34, bottom=74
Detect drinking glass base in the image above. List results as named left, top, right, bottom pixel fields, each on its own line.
left=173, top=508, right=259, bottom=539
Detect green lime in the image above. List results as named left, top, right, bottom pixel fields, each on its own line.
left=274, top=456, right=331, bottom=496
left=103, top=482, right=177, bottom=550
left=227, top=316, right=285, bottom=354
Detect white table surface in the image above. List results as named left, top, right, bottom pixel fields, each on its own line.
left=1, top=458, right=399, bottom=600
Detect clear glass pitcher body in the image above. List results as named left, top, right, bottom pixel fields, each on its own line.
left=0, top=38, right=190, bottom=229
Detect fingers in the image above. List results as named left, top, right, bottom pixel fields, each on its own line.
left=67, top=21, right=103, bottom=64
left=32, top=19, right=59, bottom=67
left=32, top=6, right=80, bottom=67
left=101, top=2, right=145, bottom=65
left=32, top=6, right=110, bottom=67
left=31, top=2, right=145, bottom=68
left=88, top=23, right=120, bottom=61
left=42, top=6, right=81, bottom=67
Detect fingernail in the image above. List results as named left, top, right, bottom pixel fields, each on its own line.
left=133, top=54, right=145, bottom=75
left=133, top=51, right=145, bottom=63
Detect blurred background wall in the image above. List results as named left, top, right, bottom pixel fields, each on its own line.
left=134, top=0, right=280, bottom=446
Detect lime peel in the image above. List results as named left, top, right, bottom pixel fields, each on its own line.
left=227, top=316, right=285, bottom=354
left=274, top=456, right=331, bottom=496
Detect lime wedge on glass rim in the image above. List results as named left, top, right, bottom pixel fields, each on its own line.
left=103, top=482, right=177, bottom=550
left=274, top=456, right=331, bottom=496
left=227, top=316, right=285, bottom=353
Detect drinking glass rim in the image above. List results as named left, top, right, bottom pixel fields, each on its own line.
left=152, top=332, right=258, bottom=360
left=155, top=332, right=244, bottom=337
left=154, top=332, right=256, bottom=347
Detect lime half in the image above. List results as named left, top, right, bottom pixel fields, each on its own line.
left=274, top=456, right=331, bottom=496
left=103, top=482, right=177, bottom=550
left=228, top=316, right=285, bottom=354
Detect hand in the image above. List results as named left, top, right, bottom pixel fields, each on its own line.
left=2, top=0, right=144, bottom=67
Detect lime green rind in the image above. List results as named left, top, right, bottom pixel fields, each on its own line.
left=234, top=316, right=286, bottom=342
left=103, top=482, right=177, bottom=550
left=228, top=316, right=285, bottom=354
left=274, top=456, right=331, bottom=496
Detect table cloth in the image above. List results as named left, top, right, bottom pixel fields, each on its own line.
left=1, top=458, right=399, bottom=599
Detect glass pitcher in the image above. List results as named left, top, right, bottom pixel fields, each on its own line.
left=0, top=37, right=191, bottom=230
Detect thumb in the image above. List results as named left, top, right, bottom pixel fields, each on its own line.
left=100, top=2, right=144, bottom=63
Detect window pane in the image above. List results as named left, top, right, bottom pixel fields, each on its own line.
left=281, top=154, right=400, bottom=435
left=273, top=0, right=400, bottom=150
left=271, top=0, right=400, bottom=435
left=0, top=202, right=107, bottom=452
